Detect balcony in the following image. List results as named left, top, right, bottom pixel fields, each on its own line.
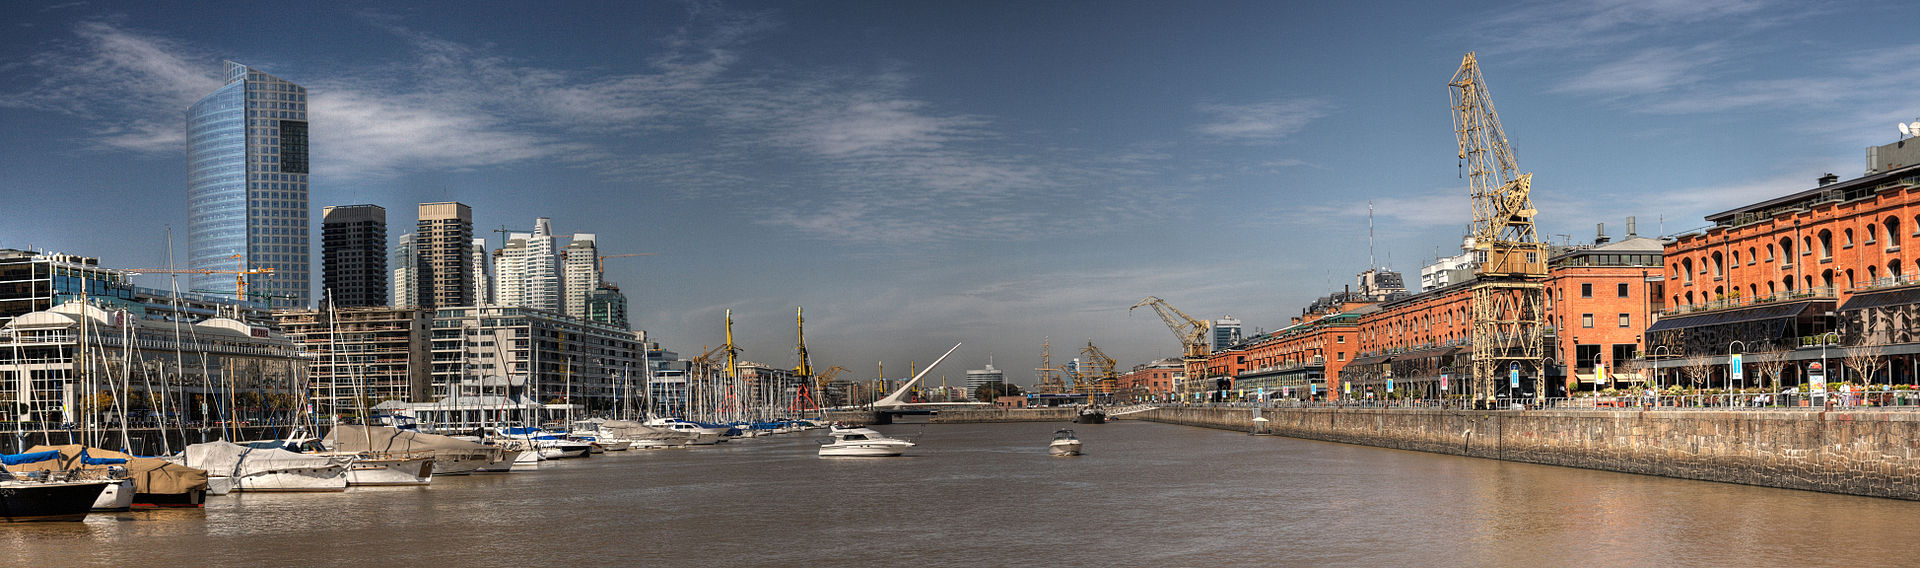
left=1663, top=286, right=1837, bottom=317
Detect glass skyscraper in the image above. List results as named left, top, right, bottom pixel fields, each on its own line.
left=188, top=61, right=310, bottom=309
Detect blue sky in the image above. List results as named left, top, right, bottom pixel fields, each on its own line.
left=3, top=1, right=1918, bottom=385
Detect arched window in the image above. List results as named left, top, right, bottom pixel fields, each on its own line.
left=1749, top=284, right=1758, bottom=297
left=1682, top=258, right=1695, bottom=283
left=1766, top=243, right=1776, bottom=261
left=1747, top=247, right=1757, bottom=265
left=1782, top=276, right=1793, bottom=292
left=1887, top=217, right=1902, bottom=248
left=1712, top=251, right=1725, bottom=277
left=1715, top=285, right=1725, bottom=299
left=1685, top=291, right=1695, bottom=305
left=1868, top=223, right=1879, bottom=244
left=1767, top=281, right=1776, bottom=295
left=1845, top=268, right=1855, bottom=289
left=1818, top=230, right=1834, bottom=259
left=1845, top=228, right=1855, bottom=248
left=1821, top=269, right=1834, bottom=289
left=1869, top=265, right=1879, bottom=281
left=1780, top=238, right=1794, bottom=263
left=1893, top=259, right=1904, bottom=278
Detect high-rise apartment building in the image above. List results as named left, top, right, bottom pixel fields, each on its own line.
left=1211, top=316, right=1243, bottom=351
left=188, top=61, right=311, bottom=308
left=562, top=233, right=599, bottom=319
left=470, top=237, right=493, bottom=306
left=321, top=205, right=387, bottom=308
left=391, top=233, right=418, bottom=308
left=586, top=282, right=628, bottom=329
left=494, top=217, right=562, bottom=313
left=416, top=202, right=474, bottom=310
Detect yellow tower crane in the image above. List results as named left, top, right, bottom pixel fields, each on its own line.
left=1450, top=52, right=1548, bottom=407
left=1128, top=296, right=1212, bottom=396
left=125, top=254, right=275, bottom=302
left=596, top=253, right=657, bottom=274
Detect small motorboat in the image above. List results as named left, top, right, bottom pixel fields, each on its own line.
left=819, top=426, right=915, bottom=457
left=1075, top=405, right=1107, bottom=424
left=1049, top=429, right=1083, bottom=456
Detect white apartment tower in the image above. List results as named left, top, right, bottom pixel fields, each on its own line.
left=493, top=217, right=563, bottom=313
left=391, top=233, right=418, bottom=308
left=470, top=237, right=492, bottom=306
left=562, top=234, right=600, bottom=320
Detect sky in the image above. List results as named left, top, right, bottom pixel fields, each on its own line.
left=3, top=0, right=1919, bottom=386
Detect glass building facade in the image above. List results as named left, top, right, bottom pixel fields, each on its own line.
left=188, top=61, right=310, bottom=309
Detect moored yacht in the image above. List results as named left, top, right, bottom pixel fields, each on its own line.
left=1049, top=429, right=1083, bottom=456
left=818, top=426, right=915, bottom=457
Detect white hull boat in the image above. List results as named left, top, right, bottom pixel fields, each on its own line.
left=819, top=426, right=915, bottom=458
left=536, top=440, right=592, bottom=460
left=91, top=478, right=137, bottom=511
left=344, top=456, right=434, bottom=486
left=229, top=467, right=350, bottom=492
left=1049, top=429, right=1083, bottom=456
left=508, top=449, right=541, bottom=471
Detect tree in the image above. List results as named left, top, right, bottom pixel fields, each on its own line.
left=974, top=381, right=1024, bottom=402
left=1681, top=356, right=1714, bottom=391
left=1748, top=345, right=1790, bottom=393
left=1842, top=333, right=1889, bottom=388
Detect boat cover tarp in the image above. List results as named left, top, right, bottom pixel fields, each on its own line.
left=1, top=450, right=59, bottom=466
left=180, top=441, right=344, bottom=478
left=324, top=425, right=492, bottom=457
left=10, top=445, right=207, bottom=495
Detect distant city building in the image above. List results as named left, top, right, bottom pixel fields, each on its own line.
left=1420, top=236, right=1478, bottom=292
left=274, top=306, right=430, bottom=416
left=1211, top=316, right=1243, bottom=350
left=470, top=237, right=492, bottom=306
left=562, top=234, right=599, bottom=319
left=415, top=202, right=474, bottom=310
left=585, top=282, right=628, bottom=329
left=964, top=363, right=1007, bottom=396
left=494, top=217, right=562, bottom=312
left=321, top=205, right=387, bottom=308
left=1355, top=267, right=1407, bottom=300
left=391, top=233, right=418, bottom=308
left=188, top=61, right=310, bottom=309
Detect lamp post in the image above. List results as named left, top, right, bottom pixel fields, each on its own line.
left=1729, top=339, right=1746, bottom=408
left=1819, top=331, right=1840, bottom=406
left=1652, top=345, right=1671, bottom=407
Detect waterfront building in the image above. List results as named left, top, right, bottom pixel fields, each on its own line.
left=1116, top=359, right=1184, bottom=400
left=1653, top=138, right=1920, bottom=387
left=0, top=299, right=304, bottom=425
left=273, top=306, right=429, bottom=416
left=585, top=283, right=629, bottom=329
left=0, top=248, right=274, bottom=327
left=492, top=233, right=527, bottom=308
left=415, top=202, right=474, bottom=310
left=428, top=306, right=642, bottom=412
left=321, top=205, right=387, bottom=308
left=562, top=234, right=598, bottom=320
left=187, top=61, right=310, bottom=309
left=391, top=233, right=419, bottom=308
left=1420, top=236, right=1478, bottom=292
left=1543, top=224, right=1664, bottom=390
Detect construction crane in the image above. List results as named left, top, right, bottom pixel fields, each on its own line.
left=1450, top=52, right=1547, bottom=407
left=790, top=306, right=820, bottom=413
left=125, top=254, right=274, bottom=302
left=597, top=253, right=657, bottom=274
left=1079, top=341, right=1118, bottom=396
left=1129, top=296, right=1212, bottom=395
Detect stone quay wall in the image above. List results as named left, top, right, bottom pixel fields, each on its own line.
left=931, top=407, right=1078, bottom=423
left=1135, top=406, right=1920, bottom=500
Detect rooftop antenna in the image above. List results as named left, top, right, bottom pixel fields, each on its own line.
left=1368, top=200, right=1377, bottom=269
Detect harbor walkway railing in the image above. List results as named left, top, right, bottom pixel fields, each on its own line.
left=1166, top=389, right=1920, bottom=412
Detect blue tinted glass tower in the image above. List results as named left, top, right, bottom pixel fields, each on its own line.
left=187, top=61, right=310, bottom=309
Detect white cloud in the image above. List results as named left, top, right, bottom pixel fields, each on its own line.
left=1192, top=99, right=1330, bottom=142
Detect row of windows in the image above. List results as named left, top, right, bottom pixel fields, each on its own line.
left=1577, top=313, right=1633, bottom=328
left=1577, top=282, right=1634, bottom=298
left=1677, top=216, right=1912, bottom=283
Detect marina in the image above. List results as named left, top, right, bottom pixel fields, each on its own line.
left=7, top=420, right=1920, bottom=566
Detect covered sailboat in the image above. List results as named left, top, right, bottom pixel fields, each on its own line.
left=11, top=444, right=208, bottom=508
left=324, top=424, right=500, bottom=476
left=179, top=441, right=349, bottom=492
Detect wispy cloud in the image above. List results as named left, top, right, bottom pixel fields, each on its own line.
left=1191, top=99, right=1331, bottom=142
left=1551, top=45, right=1725, bottom=97
left=0, top=21, right=219, bottom=152
left=1482, top=0, right=1780, bottom=54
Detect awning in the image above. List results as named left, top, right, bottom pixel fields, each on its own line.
left=1646, top=301, right=1819, bottom=333
left=1348, top=354, right=1393, bottom=366
left=1839, top=285, right=1920, bottom=312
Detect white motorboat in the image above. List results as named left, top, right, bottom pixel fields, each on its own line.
left=534, top=437, right=593, bottom=459
left=644, top=418, right=728, bottom=445
left=508, top=449, right=541, bottom=471
left=818, top=426, right=915, bottom=457
left=1049, top=429, right=1083, bottom=456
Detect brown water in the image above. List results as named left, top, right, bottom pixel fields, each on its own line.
left=6, top=420, right=1918, bottom=567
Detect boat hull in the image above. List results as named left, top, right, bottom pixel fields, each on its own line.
left=1049, top=441, right=1083, bottom=456
left=818, top=444, right=911, bottom=457
left=345, top=457, right=434, bottom=486
left=227, top=465, right=352, bottom=492
left=1074, top=412, right=1106, bottom=424
left=92, top=479, right=137, bottom=511
left=131, top=489, right=206, bottom=509
left=0, top=480, right=110, bottom=522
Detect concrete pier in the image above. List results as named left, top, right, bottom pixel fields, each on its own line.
left=1138, top=406, right=1920, bottom=501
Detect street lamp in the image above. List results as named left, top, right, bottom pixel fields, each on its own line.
left=1729, top=339, right=1746, bottom=408
left=1652, top=345, right=1671, bottom=406
left=1819, top=331, right=1840, bottom=406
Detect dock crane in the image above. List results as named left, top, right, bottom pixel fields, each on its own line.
left=1079, top=341, right=1118, bottom=395
left=1128, top=297, right=1212, bottom=396
left=790, top=306, right=821, bottom=413
left=597, top=253, right=657, bottom=274
left=125, top=254, right=275, bottom=303
left=1450, top=52, right=1548, bottom=407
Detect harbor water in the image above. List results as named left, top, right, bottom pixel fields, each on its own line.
left=7, top=420, right=1920, bottom=567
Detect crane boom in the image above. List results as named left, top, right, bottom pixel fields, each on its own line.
left=1451, top=52, right=1544, bottom=278
left=1129, top=296, right=1213, bottom=395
